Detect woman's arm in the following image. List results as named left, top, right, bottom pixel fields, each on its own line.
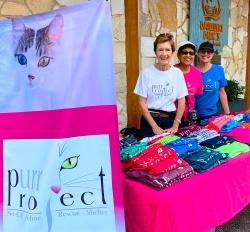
left=138, top=96, right=165, bottom=135
left=219, top=87, right=230, bottom=114
left=165, top=97, right=185, bottom=134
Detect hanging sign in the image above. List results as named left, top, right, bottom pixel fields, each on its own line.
left=190, top=0, right=229, bottom=53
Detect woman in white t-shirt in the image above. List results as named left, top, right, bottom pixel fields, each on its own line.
left=134, top=33, right=188, bottom=138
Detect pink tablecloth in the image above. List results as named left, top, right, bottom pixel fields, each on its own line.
left=122, top=151, right=250, bottom=232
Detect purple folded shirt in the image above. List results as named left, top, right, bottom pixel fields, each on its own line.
left=125, top=165, right=196, bottom=190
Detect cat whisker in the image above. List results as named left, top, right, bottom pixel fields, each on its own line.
left=63, top=173, right=95, bottom=185
left=64, top=186, right=101, bottom=190
left=64, top=178, right=100, bottom=186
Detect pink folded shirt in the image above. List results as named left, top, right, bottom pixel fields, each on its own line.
left=220, top=126, right=250, bottom=144
left=205, top=115, right=234, bottom=132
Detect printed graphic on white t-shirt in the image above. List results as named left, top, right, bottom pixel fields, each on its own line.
left=152, top=83, right=173, bottom=98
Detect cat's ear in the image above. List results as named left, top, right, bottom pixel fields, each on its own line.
left=46, top=14, right=64, bottom=43
left=11, top=18, right=26, bottom=45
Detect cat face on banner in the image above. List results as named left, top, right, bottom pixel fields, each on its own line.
left=11, top=14, right=63, bottom=87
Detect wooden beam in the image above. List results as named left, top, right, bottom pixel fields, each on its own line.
left=124, top=0, right=141, bottom=128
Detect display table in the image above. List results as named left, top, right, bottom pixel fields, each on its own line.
left=122, top=151, right=250, bottom=232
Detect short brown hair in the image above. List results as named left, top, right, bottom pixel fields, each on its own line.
left=153, top=33, right=175, bottom=53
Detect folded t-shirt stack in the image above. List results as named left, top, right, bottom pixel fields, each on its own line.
left=219, top=126, right=250, bottom=144
left=176, top=124, right=202, bottom=137
left=120, top=142, right=148, bottom=162
left=122, top=143, right=163, bottom=171
left=200, top=135, right=235, bottom=149
left=125, top=145, right=188, bottom=175
left=140, top=132, right=171, bottom=144
left=219, top=120, right=242, bottom=133
left=120, top=133, right=138, bottom=149
left=150, top=134, right=179, bottom=146
left=238, top=114, right=250, bottom=130
left=204, top=115, right=234, bottom=132
left=181, top=146, right=229, bottom=172
left=125, top=165, right=196, bottom=190
left=165, top=137, right=200, bottom=157
left=187, top=129, right=220, bottom=144
left=215, top=141, right=250, bottom=158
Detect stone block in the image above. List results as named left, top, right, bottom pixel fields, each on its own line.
left=111, top=0, right=124, bottom=15
left=113, top=42, right=126, bottom=63
left=1, top=2, right=31, bottom=16
left=26, top=0, right=54, bottom=13
left=141, top=37, right=155, bottom=57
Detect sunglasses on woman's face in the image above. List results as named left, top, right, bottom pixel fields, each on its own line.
left=198, top=49, right=213, bottom=54
left=180, top=51, right=195, bottom=56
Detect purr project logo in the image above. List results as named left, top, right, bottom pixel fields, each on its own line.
left=3, top=135, right=116, bottom=232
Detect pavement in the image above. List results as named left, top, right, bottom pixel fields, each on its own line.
left=216, top=203, right=250, bottom=232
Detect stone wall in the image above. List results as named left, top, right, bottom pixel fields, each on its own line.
left=0, top=0, right=248, bottom=130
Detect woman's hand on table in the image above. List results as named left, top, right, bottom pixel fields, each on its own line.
left=152, top=125, right=165, bottom=135
left=164, top=125, right=178, bottom=134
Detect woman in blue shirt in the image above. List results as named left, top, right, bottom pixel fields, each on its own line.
left=195, top=41, right=230, bottom=122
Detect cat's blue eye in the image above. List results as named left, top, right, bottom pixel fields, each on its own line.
left=17, top=54, right=27, bottom=65
left=38, top=56, right=50, bottom=67
left=60, top=156, right=80, bottom=171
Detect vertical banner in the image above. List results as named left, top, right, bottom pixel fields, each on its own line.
left=0, top=0, right=125, bottom=231
left=189, top=0, right=229, bottom=53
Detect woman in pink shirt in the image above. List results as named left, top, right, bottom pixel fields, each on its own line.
left=175, top=41, right=203, bottom=127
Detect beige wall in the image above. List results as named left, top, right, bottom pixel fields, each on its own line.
left=0, top=0, right=248, bottom=131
